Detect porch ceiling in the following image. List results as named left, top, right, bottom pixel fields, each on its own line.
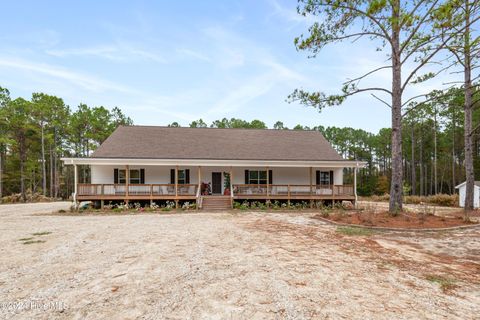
left=61, top=158, right=366, bottom=168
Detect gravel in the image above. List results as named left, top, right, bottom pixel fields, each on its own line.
left=0, top=203, right=478, bottom=319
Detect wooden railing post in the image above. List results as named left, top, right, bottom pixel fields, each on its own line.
left=101, top=184, right=104, bottom=196
left=287, top=184, right=291, bottom=206
left=175, top=166, right=178, bottom=197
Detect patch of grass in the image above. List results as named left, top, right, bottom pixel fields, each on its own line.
left=18, top=237, right=34, bottom=241
left=32, top=231, right=52, bottom=236
left=426, top=274, right=457, bottom=292
left=336, top=226, right=374, bottom=236
left=22, top=240, right=46, bottom=245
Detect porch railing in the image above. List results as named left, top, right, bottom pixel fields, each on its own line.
left=76, top=183, right=353, bottom=198
left=233, top=184, right=354, bottom=197
left=77, top=184, right=198, bottom=197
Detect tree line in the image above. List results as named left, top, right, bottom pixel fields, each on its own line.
left=0, top=86, right=132, bottom=202
left=1, top=87, right=477, bottom=202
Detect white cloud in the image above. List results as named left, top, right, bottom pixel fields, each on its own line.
left=46, top=43, right=167, bottom=63
left=176, top=48, right=211, bottom=62
left=0, top=57, right=136, bottom=93
left=265, top=0, right=318, bottom=26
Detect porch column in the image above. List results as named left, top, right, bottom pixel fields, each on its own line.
left=125, top=165, right=129, bottom=204
left=309, top=167, right=313, bottom=208
left=266, top=166, right=269, bottom=197
left=354, top=165, right=358, bottom=208
left=175, top=166, right=178, bottom=197
left=197, top=166, right=201, bottom=210
left=73, top=164, right=78, bottom=207
left=175, top=166, right=179, bottom=209
left=197, top=166, right=201, bottom=195
left=230, top=166, right=233, bottom=208
left=309, top=167, right=313, bottom=195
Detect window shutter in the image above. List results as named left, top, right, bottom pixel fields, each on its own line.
left=170, top=169, right=175, bottom=184
left=245, top=170, right=249, bottom=184
left=185, top=169, right=190, bottom=184
left=268, top=170, right=273, bottom=184
left=316, top=170, right=320, bottom=185
left=114, top=169, right=119, bottom=184
left=140, top=169, right=145, bottom=184
left=330, top=170, right=334, bottom=185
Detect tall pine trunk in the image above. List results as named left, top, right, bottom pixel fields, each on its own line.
left=420, top=140, right=424, bottom=196
left=41, top=122, right=46, bottom=196
left=19, top=133, right=27, bottom=202
left=411, top=126, right=416, bottom=195
left=389, top=1, right=403, bottom=213
left=50, top=146, right=54, bottom=197
left=452, top=112, right=456, bottom=194
left=0, top=148, right=2, bottom=199
left=433, top=106, right=438, bottom=195
left=464, top=1, right=474, bottom=214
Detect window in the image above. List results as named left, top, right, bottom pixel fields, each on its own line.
left=249, top=170, right=267, bottom=185
left=319, top=171, right=331, bottom=186
left=129, top=170, right=141, bottom=184
left=118, top=169, right=141, bottom=184
left=177, top=170, right=186, bottom=184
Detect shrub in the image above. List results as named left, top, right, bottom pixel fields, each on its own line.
left=315, top=201, right=329, bottom=210
left=241, top=200, right=249, bottom=209
left=115, top=202, right=129, bottom=211
left=320, top=209, right=330, bottom=218
left=364, top=193, right=459, bottom=207
left=256, top=201, right=267, bottom=210
left=271, top=200, right=281, bottom=210
left=427, top=194, right=458, bottom=207
left=150, top=202, right=160, bottom=210
left=181, top=201, right=196, bottom=210
left=164, top=201, right=176, bottom=209
left=233, top=201, right=241, bottom=209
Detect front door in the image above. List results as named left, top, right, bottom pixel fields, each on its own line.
left=212, top=172, right=222, bottom=194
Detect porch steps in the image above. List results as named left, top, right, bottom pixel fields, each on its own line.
left=201, top=196, right=232, bottom=211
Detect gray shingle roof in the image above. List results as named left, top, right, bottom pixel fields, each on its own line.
left=91, top=126, right=345, bottom=161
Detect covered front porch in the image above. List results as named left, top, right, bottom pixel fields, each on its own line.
left=63, top=158, right=363, bottom=209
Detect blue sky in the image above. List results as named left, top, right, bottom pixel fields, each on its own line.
left=0, top=0, right=410, bottom=132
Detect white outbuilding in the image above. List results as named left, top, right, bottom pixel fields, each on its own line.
left=455, top=181, right=480, bottom=208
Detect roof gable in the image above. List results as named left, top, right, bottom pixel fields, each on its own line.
left=91, top=126, right=345, bottom=161
left=455, top=181, right=480, bottom=189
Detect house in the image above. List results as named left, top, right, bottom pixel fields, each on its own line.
left=455, top=181, right=480, bottom=208
left=61, top=126, right=365, bottom=209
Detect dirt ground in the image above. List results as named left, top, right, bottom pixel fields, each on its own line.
left=0, top=203, right=479, bottom=319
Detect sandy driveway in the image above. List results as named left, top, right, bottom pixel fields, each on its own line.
left=0, top=203, right=479, bottom=319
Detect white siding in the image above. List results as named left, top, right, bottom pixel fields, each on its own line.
left=458, top=184, right=480, bottom=208
left=91, top=165, right=345, bottom=192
